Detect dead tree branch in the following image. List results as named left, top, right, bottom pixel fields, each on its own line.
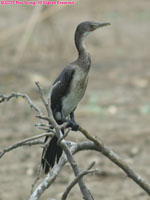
left=0, top=92, right=43, bottom=117
left=35, top=82, right=50, bottom=116
left=61, top=162, right=98, bottom=200
left=1, top=83, right=150, bottom=199
left=29, top=155, right=67, bottom=200
left=34, top=82, right=94, bottom=200
left=78, top=126, right=150, bottom=196
left=0, top=132, right=53, bottom=159
left=29, top=141, right=85, bottom=200
left=61, top=169, right=98, bottom=200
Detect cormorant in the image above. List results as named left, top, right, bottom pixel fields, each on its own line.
left=41, top=21, right=110, bottom=174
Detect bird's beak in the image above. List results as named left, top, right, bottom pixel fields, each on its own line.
left=91, top=22, right=110, bottom=31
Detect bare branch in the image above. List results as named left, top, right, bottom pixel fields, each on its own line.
left=30, top=141, right=97, bottom=200
left=33, top=82, right=94, bottom=200
left=23, top=140, right=43, bottom=146
left=87, top=161, right=96, bottom=170
left=48, top=80, right=61, bottom=110
left=35, top=123, right=54, bottom=133
left=35, top=82, right=50, bottom=116
left=0, top=92, right=43, bottom=117
left=48, top=123, right=94, bottom=200
left=31, top=164, right=42, bottom=195
left=61, top=169, right=98, bottom=200
left=2, top=83, right=150, bottom=199
left=0, top=132, right=53, bottom=159
left=78, top=126, right=150, bottom=196
left=36, top=81, right=60, bottom=118
left=29, top=142, right=100, bottom=200
left=30, top=139, right=150, bottom=199
left=58, top=128, right=72, bottom=144
left=36, top=115, right=51, bottom=122
left=29, top=142, right=78, bottom=200
left=61, top=162, right=98, bottom=200
left=29, top=155, right=67, bottom=200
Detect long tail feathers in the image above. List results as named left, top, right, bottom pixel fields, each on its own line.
left=41, top=131, right=63, bottom=174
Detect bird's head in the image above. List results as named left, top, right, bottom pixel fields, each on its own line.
left=76, top=21, right=110, bottom=37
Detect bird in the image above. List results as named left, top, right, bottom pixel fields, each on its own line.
left=41, top=21, right=110, bottom=174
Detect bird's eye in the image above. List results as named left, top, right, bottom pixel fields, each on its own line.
left=91, top=25, right=94, bottom=28
left=90, top=25, right=96, bottom=31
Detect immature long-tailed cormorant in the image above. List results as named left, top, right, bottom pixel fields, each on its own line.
left=42, top=21, right=110, bottom=174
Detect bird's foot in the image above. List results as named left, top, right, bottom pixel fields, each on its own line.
left=61, top=118, right=79, bottom=131
left=67, top=120, right=79, bottom=131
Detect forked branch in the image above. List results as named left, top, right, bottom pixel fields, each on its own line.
left=1, top=84, right=150, bottom=200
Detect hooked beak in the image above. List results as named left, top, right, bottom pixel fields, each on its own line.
left=91, top=22, right=110, bottom=31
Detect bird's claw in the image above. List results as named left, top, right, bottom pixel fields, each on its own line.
left=67, top=120, right=79, bottom=131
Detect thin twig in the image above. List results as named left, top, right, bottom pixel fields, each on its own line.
left=41, top=136, right=52, bottom=150
left=61, top=168, right=98, bottom=200
left=87, top=161, right=96, bottom=170
left=35, top=123, right=51, bottom=128
left=29, top=155, right=67, bottom=200
left=23, top=140, right=44, bottom=146
left=35, top=123, right=54, bottom=132
left=36, top=115, right=51, bottom=122
left=35, top=82, right=50, bottom=115
left=61, top=161, right=98, bottom=200
left=31, top=164, right=42, bottom=195
left=0, top=92, right=43, bottom=117
left=48, top=80, right=61, bottom=109
left=58, top=128, right=71, bottom=144
left=0, top=132, right=53, bottom=159
left=60, top=122, right=68, bottom=129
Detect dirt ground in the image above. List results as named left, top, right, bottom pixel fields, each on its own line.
left=0, top=0, right=150, bottom=199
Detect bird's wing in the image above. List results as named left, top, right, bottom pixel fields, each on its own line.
left=51, top=65, right=75, bottom=111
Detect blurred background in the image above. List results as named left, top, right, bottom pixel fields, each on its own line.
left=0, top=0, right=150, bottom=199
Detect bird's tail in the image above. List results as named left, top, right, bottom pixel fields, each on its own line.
left=41, top=130, right=63, bottom=174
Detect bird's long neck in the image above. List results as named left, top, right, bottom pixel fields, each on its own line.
left=75, top=31, right=91, bottom=71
